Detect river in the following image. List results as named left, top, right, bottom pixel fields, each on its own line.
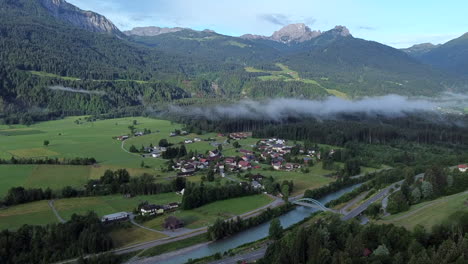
left=145, top=183, right=361, bottom=264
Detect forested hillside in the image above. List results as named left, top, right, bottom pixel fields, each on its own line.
left=417, top=33, right=468, bottom=76
left=0, top=0, right=466, bottom=124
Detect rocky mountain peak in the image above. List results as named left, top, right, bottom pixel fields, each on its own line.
left=39, top=0, right=122, bottom=36
left=326, top=26, right=351, bottom=37
left=271, top=23, right=321, bottom=44
left=241, top=24, right=351, bottom=45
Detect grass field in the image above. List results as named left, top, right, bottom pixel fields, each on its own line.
left=109, top=225, right=167, bottom=248
left=0, top=117, right=182, bottom=168
left=54, top=193, right=182, bottom=220
left=0, top=164, right=159, bottom=197
left=247, top=164, right=335, bottom=195
left=379, top=191, right=468, bottom=230
left=140, top=233, right=209, bottom=257
left=142, top=194, right=274, bottom=230
left=0, top=200, right=57, bottom=230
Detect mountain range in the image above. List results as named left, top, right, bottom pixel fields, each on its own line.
left=0, top=0, right=467, bottom=123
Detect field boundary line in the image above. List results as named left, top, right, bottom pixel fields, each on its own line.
left=48, top=200, right=66, bottom=223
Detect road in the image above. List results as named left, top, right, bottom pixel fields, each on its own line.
left=129, top=214, right=169, bottom=236
left=48, top=200, right=66, bottom=223
left=341, top=179, right=404, bottom=220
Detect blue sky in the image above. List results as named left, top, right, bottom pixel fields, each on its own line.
left=67, top=0, right=468, bottom=48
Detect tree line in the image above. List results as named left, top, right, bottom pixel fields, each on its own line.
left=0, top=212, right=113, bottom=264
left=0, top=157, right=96, bottom=165
left=259, top=212, right=468, bottom=264
left=387, top=166, right=468, bottom=215
left=207, top=203, right=294, bottom=241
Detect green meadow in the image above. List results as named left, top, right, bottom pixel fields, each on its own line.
left=0, top=116, right=182, bottom=168
left=0, top=164, right=160, bottom=197
left=54, top=192, right=182, bottom=221
left=379, top=191, right=468, bottom=230
left=0, top=200, right=58, bottom=230
left=142, top=194, right=274, bottom=230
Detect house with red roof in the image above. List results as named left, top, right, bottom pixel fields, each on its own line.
left=459, top=164, right=467, bottom=172
left=238, top=161, right=251, bottom=170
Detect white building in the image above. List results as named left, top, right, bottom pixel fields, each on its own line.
left=101, top=212, right=129, bottom=223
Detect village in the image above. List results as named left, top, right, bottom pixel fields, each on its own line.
left=105, top=131, right=334, bottom=231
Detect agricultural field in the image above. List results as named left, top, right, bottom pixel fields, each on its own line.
left=0, top=200, right=57, bottom=230
left=379, top=191, right=468, bottom=230
left=54, top=193, right=182, bottom=221
left=109, top=225, right=167, bottom=248
left=0, top=116, right=182, bottom=168
left=142, top=194, right=274, bottom=230
left=247, top=165, right=335, bottom=196
left=0, top=164, right=157, bottom=197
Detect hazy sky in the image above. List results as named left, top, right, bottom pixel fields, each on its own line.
left=67, top=0, right=468, bottom=48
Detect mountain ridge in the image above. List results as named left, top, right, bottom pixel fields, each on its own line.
left=38, top=0, right=123, bottom=36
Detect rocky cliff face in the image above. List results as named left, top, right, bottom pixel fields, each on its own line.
left=124, top=26, right=186, bottom=36
left=39, top=0, right=122, bottom=36
left=270, top=23, right=321, bottom=44
left=241, top=24, right=351, bottom=45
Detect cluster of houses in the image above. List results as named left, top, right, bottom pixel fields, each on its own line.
left=223, top=150, right=261, bottom=171
left=229, top=132, right=249, bottom=140
left=146, top=146, right=167, bottom=158
left=172, top=149, right=222, bottom=175
left=140, top=202, right=180, bottom=216
left=257, top=138, right=304, bottom=171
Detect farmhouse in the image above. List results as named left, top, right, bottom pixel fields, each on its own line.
left=459, top=164, right=468, bottom=172
left=251, top=181, right=262, bottom=189
left=239, top=149, right=254, bottom=155
left=224, top=157, right=236, bottom=165
left=164, top=216, right=184, bottom=230
left=101, top=212, right=129, bottom=223
left=140, top=205, right=164, bottom=216
left=238, top=160, right=251, bottom=170
left=134, top=131, right=144, bottom=137
left=116, top=135, right=129, bottom=141
left=272, top=161, right=282, bottom=170
left=209, top=149, right=221, bottom=158
left=184, top=139, right=193, bottom=144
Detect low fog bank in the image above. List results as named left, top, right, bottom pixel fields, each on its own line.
left=48, top=86, right=106, bottom=95
left=170, top=95, right=439, bottom=121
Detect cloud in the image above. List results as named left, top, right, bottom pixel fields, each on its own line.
left=49, top=86, right=106, bottom=96
left=358, top=26, right=377, bottom=30
left=169, top=95, right=438, bottom=121
left=258, top=13, right=292, bottom=26
left=304, top=17, right=317, bottom=25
